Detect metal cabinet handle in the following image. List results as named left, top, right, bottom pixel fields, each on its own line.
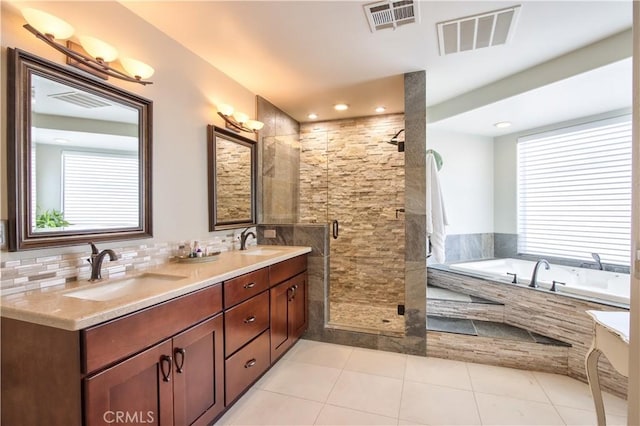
left=174, top=348, right=186, bottom=373
left=244, top=359, right=257, bottom=368
left=288, top=285, right=297, bottom=302
left=244, top=282, right=256, bottom=289
left=160, top=355, right=172, bottom=382
left=244, top=316, right=256, bottom=324
left=332, top=220, right=339, bottom=239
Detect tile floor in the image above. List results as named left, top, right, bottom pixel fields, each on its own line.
left=216, top=339, right=628, bottom=426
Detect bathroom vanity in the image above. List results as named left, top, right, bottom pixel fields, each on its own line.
left=1, top=246, right=310, bottom=426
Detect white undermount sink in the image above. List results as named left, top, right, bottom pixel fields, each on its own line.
left=240, top=248, right=282, bottom=256
left=63, top=273, right=187, bottom=302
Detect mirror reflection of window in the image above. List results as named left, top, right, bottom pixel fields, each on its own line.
left=215, top=137, right=252, bottom=222
left=30, top=74, right=139, bottom=233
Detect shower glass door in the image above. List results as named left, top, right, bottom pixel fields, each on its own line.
left=300, top=116, right=405, bottom=335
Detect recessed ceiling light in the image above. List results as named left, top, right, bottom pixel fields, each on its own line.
left=494, top=121, right=512, bottom=128
left=308, top=113, right=318, bottom=120
left=375, top=106, right=386, bottom=113
left=334, top=103, right=349, bottom=111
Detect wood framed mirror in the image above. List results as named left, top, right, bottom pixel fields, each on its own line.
left=207, top=125, right=256, bottom=231
left=6, top=48, right=153, bottom=250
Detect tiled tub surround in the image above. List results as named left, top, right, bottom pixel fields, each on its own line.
left=427, top=267, right=628, bottom=398
left=0, top=228, right=256, bottom=296
left=299, top=113, right=406, bottom=311
left=1, top=245, right=310, bottom=330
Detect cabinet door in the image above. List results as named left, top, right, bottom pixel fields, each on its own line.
left=270, top=272, right=308, bottom=362
left=270, top=279, right=293, bottom=361
left=173, top=314, right=224, bottom=426
left=84, top=340, right=173, bottom=426
left=289, top=272, right=308, bottom=340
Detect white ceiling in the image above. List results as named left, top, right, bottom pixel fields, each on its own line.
left=122, top=1, right=633, bottom=135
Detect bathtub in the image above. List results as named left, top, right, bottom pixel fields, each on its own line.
left=448, top=258, right=630, bottom=305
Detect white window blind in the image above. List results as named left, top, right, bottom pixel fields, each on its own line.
left=62, top=151, right=139, bottom=228
left=517, top=115, right=632, bottom=266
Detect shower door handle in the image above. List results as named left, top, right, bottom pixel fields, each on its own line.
left=332, top=220, right=339, bottom=239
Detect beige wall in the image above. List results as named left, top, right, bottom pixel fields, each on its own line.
left=1, top=1, right=257, bottom=261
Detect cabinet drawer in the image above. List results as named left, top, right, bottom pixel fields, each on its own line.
left=225, top=330, right=270, bottom=405
left=224, top=268, right=269, bottom=308
left=224, top=291, right=270, bottom=357
left=82, top=284, right=222, bottom=374
left=269, top=255, right=307, bottom=286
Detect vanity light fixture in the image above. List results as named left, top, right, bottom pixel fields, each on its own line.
left=217, top=103, right=264, bottom=133
left=375, top=106, right=386, bottom=113
left=21, top=8, right=154, bottom=85
left=334, top=103, right=349, bottom=111
left=308, top=113, right=318, bottom=120
left=494, top=121, right=512, bottom=128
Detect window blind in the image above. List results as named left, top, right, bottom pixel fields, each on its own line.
left=517, top=115, right=632, bottom=266
left=62, top=151, right=139, bottom=228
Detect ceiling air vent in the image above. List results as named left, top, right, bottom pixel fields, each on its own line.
left=437, top=5, right=521, bottom=55
left=48, top=91, right=111, bottom=109
left=364, top=0, right=420, bottom=32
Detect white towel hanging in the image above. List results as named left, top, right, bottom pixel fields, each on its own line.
left=426, top=151, right=448, bottom=263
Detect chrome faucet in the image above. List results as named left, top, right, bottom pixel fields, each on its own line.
left=240, top=228, right=256, bottom=250
left=88, top=242, right=118, bottom=281
left=529, top=259, right=550, bottom=288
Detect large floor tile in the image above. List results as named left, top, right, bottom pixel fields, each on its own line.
left=259, top=360, right=342, bottom=402
left=475, top=392, right=564, bottom=425
left=554, top=405, right=627, bottom=426
left=533, top=371, right=628, bottom=416
left=405, top=355, right=472, bottom=390
left=399, top=381, right=480, bottom=425
left=327, top=370, right=404, bottom=418
left=216, top=389, right=323, bottom=425
left=286, top=339, right=354, bottom=369
left=468, top=362, right=549, bottom=403
left=315, top=404, right=398, bottom=425
left=344, top=347, right=408, bottom=379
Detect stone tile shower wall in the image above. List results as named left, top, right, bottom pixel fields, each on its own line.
left=215, top=139, right=252, bottom=220
left=257, top=96, right=300, bottom=224
left=299, top=114, right=406, bottom=308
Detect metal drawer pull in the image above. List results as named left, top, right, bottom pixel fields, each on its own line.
left=244, top=316, right=257, bottom=324
left=244, top=359, right=257, bottom=368
left=160, top=355, right=172, bottom=382
left=174, top=348, right=186, bottom=373
left=244, top=282, right=256, bottom=289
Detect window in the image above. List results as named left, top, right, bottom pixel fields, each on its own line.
left=517, top=115, right=632, bottom=266
left=62, top=151, right=139, bottom=229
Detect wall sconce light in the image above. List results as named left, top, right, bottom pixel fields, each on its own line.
left=217, top=103, right=264, bottom=133
left=21, top=8, right=154, bottom=85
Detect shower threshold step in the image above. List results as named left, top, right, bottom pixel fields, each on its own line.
left=427, top=315, right=571, bottom=347
left=427, top=285, right=503, bottom=305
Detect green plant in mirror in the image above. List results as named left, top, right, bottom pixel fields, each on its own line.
left=35, top=208, right=71, bottom=229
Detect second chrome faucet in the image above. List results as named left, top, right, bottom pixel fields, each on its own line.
left=529, top=259, right=550, bottom=288
left=88, top=242, right=118, bottom=281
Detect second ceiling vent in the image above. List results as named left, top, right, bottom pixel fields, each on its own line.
left=437, top=5, right=521, bottom=55
left=364, top=0, right=420, bottom=32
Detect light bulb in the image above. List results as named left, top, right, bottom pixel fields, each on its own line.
left=233, top=111, right=249, bottom=124
left=218, top=104, right=234, bottom=116
left=334, top=103, right=349, bottom=111
left=22, top=8, right=74, bottom=39
left=120, top=57, right=154, bottom=80
left=79, top=36, right=118, bottom=62
left=245, top=120, right=264, bottom=131
left=308, top=113, right=318, bottom=120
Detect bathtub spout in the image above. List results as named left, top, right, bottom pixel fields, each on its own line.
left=529, top=259, right=550, bottom=288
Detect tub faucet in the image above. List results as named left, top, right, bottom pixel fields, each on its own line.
left=591, top=253, right=604, bottom=270
left=240, top=228, right=256, bottom=250
left=529, top=259, right=550, bottom=288
left=88, top=242, right=118, bottom=281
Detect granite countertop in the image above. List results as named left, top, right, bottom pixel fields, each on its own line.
left=0, top=245, right=311, bottom=331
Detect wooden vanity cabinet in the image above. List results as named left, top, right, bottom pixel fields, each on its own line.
left=83, top=285, right=225, bottom=426
left=269, top=256, right=308, bottom=362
